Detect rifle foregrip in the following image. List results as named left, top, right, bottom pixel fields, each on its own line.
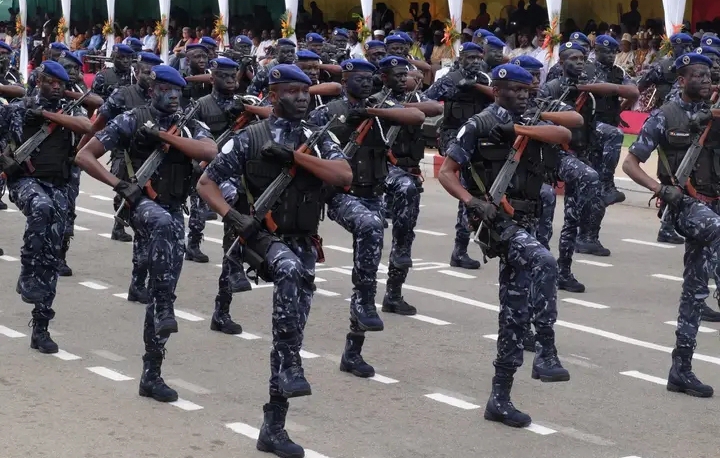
left=264, top=212, right=278, bottom=233
left=144, top=183, right=158, bottom=200
left=499, top=196, right=514, bottom=217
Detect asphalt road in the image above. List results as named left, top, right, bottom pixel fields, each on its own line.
left=1, top=175, right=718, bottom=458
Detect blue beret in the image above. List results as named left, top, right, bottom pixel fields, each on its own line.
left=210, top=57, right=240, bottom=70
left=150, top=64, right=187, bottom=87
left=378, top=55, right=409, bottom=70
left=333, top=28, right=349, bottom=38
left=113, top=44, right=134, bottom=55
left=396, top=31, right=413, bottom=44
left=269, top=64, right=312, bottom=85
left=277, top=38, right=296, bottom=48
left=485, top=36, right=506, bottom=49
left=200, top=36, right=218, bottom=48
left=0, top=41, right=11, bottom=53
left=296, top=50, right=321, bottom=61
left=459, top=42, right=483, bottom=54
left=185, top=43, right=208, bottom=53
left=702, top=35, right=720, bottom=48
left=49, top=42, right=69, bottom=51
left=595, top=34, right=619, bottom=50
left=675, top=52, right=712, bottom=70
left=569, top=31, right=590, bottom=45
left=559, top=41, right=587, bottom=55
left=492, top=63, right=532, bottom=85
left=306, top=33, right=324, bottom=43
left=58, top=50, right=83, bottom=67
left=126, top=37, right=143, bottom=49
left=38, top=60, right=69, bottom=82
left=384, top=35, right=405, bottom=45
left=474, top=28, right=495, bottom=38
left=511, top=55, right=544, bottom=70
left=695, top=46, right=720, bottom=58
left=364, top=40, right=385, bottom=51
left=670, top=33, right=693, bottom=45
left=340, top=58, right=376, bottom=73
left=235, top=35, right=252, bottom=46
left=137, top=52, right=163, bottom=65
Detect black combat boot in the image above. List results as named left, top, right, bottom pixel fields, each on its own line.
left=277, top=337, right=312, bottom=398
left=111, top=222, right=133, bottom=242
left=532, top=331, right=570, bottom=382
left=57, top=235, right=73, bottom=277
left=576, top=227, right=611, bottom=257
left=450, top=241, right=481, bottom=270
left=210, top=302, right=243, bottom=334
left=127, top=284, right=149, bottom=304
left=339, top=332, right=375, bottom=378
left=154, top=302, right=178, bottom=337
left=17, top=276, right=46, bottom=304
left=350, top=286, right=383, bottom=331
left=522, top=327, right=536, bottom=353
left=0, top=198, right=7, bottom=210
left=29, top=318, right=59, bottom=354
left=228, top=267, right=252, bottom=293
left=256, top=401, right=305, bottom=458
left=667, top=348, right=714, bottom=397
left=389, top=243, right=412, bottom=269
left=601, top=181, right=625, bottom=206
left=382, top=265, right=417, bottom=315
left=185, top=237, right=209, bottom=263
left=657, top=224, right=684, bottom=244
left=557, top=262, right=585, bottom=293
left=138, top=352, right=179, bottom=402
left=484, top=374, right=532, bottom=427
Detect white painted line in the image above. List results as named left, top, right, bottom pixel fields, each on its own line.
left=325, top=245, right=353, bottom=253
left=74, top=225, right=90, bottom=231
left=424, top=393, right=480, bottom=410
left=438, top=269, right=476, bottom=279
left=305, top=450, right=333, bottom=458
left=98, top=233, right=112, bottom=239
left=315, top=289, right=341, bottom=297
left=664, top=321, right=716, bottom=333
left=3, top=208, right=18, bottom=212
left=206, top=220, right=223, bottom=226
left=0, top=325, right=26, bottom=338
left=370, top=374, right=399, bottom=384
left=203, top=235, right=223, bottom=244
left=300, top=350, right=320, bottom=359
left=409, top=315, right=452, bottom=325
left=52, top=350, right=82, bottom=361
left=483, top=334, right=498, bottom=341
left=175, top=310, right=204, bottom=322
left=0, top=255, right=18, bottom=261
left=76, top=206, right=113, bottom=219
left=79, top=190, right=87, bottom=194
left=87, top=366, right=134, bottom=381
left=91, top=194, right=113, bottom=201
left=621, top=456, right=643, bottom=458
left=113, top=293, right=129, bottom=300
left=615, top=176, right=632, bottom=181
left=377, top=279, right=500, bottom=313
left=652, top=273, right=682, bottom=281
left=525, top=423, right=557, bottom=435
left=576, top=259, right=613, bottom=267
left=415, top=229, right=447, bottom=236
left=166, top=379, right=211, bottom=395
left=92, top=350, right=126, bottom=361
left=170, top=398, right=204, bottom=411
left=620, top=370, right=667, bottom=385
left=320, top=267, right=353, bottom=275
left=622, top=238, right=675, bottom=249
left=562, top=298, right=610, bottom=309
left=252, top=283, right=275, bottom=289
left=226, top=422, right=260, bottom=439
left=79, top=281, right=108, bottom=290
left=236, top=332, right=262, bottom=340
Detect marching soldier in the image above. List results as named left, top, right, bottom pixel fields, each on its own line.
left=91, top=44, right=134, bottom=100
left=0, top=41, right=26, bottom=211
left=247, top=39, right=297, bottom=97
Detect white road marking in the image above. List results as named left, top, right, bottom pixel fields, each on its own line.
left=113, top=293, right=129, bottom=300
left=98, top=233, right=112, bottom=239
left=622, top=238, right=676, bottom=249
left=525, top=423, right=557, bottom=435
left=621, top=456, right=643, bottom=458
left=203, top=235, right=223, bottom=244
left=409, top=315, right=452, bottom=325
left=2, top=208, right=18, bottom=212
left=562, top=298, right=610, bottom=309
left=175, top=310, right=204, bottom=322
left=412, top=262, right=451, bottom=271
left=315, top=289, right=341, bottom=297
left=91, top=194, right=113, bottom=201
left=0, top=325, right=26, bottom=338
left=78, top=190, right=87, bottom=194
left=252, top=283, right=275, bottom=289
left=483, top=334, right=498, bottom=341
left=324, top=245, right=353, bottom=253
left=620, top=370, right=667, bottom=385
left=664, top=321, right=717, bottom=333
left=0, top=255, right=18, bottom=261
left=300, top=350, right=320, bottom=359
left=305, top=451, right=333, bottom=458
left=570, top=354, right=591, bottom=360
left=73, top=225, right=90, bottom=231
left=652, top=274, right=716, bottom=289
left=576, top=259, right=613, bottom=267
left=87, top=366, right=134, bottom=381
left=226, top=422, right=259, bottom=439
left=79, top=281, right=108, bottom=290
left=92, top=350, right=126, bottom=361
left=169, top=398, right=204, bottom=411
left=166, top=379, right=211, bottom=395
left=377, top=280, right=500, bottom=313
left=424, top=393, right=480, bottom=410
left=52, top=350, right=82, bottom=361
left=76, top=206, right=113, bottom=219
left=236, top=332, right=262, bottom=340
left=438, top=269, right=476, bottom=279
left=370, top=374, right=399, bottom=384
left=415, top=229, right=447, bottom=236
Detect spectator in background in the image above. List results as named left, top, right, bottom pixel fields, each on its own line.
left=634, top=31, right=650, bottom=74
left=256, top=29, right=274, bottom=59
left=526, top=0, right=547, bottom=29
left=508, top=29, right=535, bottom=58
left=510, top=1, right=527, bottom=30
left=615, top=33, right=635, bottom=74
left=411, top=3, right=431, bottom=30
left=621, top=0, right=641, bottom=35
left=476, top=3, right=491, bottom=29
left=71, top=27, right=85, bottom=51
left=169, top=26, right=192, bottom=69
left=429, top=29, right=452, bottom=67
left=310, top=2, right=324, bottom=28
left=348, top=31, right=363, bottom=58
left=142, top=25, right=157, bottom=53
left=374, top=3, right=395, bottom=34
left=373, top=30, right=386, bottom=41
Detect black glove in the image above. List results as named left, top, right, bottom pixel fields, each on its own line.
left=466, top=196, right=498, bottom=227
left=489, top=122, right=516, bottom=144
left=260, top=141, right=294, bottom=166
left=25, top=107, right=44, bottom=125
left=223, top=208, right=261, bottom=241
left=137, top=125, right=162, bottom=146
left=521, top=106, right=541, bottom=122
left=346, top=108, right=370, bottom=124
left=657, top=185, right=684, bottom=207
left=690, top=109, right=712, bottom=132
left=227, top=97, right=245, bottom=119
left=113, top=180, right=143, bottom=206
left=0, top=155, right=22, bottom=179
left=192, top=161, right=204, bottom=176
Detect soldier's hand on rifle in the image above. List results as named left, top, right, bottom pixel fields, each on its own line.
left=466, top=197, right=498, bottom=227
left=138, top=125, right=162, bottom=146
left=0, top=155, right=22, bottom=178
left=346, top=108, right=370, bottom=124
left=260, top=141, right=294, bottom=166
left=457, top=78, right=476, bottom=90
left=25, top=107, right=44, bottom=124
left=113, top=180, right=143, bottom=206
left=227, top=97, right=245, bottom=119
left=690, top=109, right=712, bottom=132
left=489, top=122, right=516, bottom=144
left=223, top=208, right=260, bottom=240
left=656, top=185, right=684, bottom=208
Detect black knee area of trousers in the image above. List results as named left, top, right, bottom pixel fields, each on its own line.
left=270, top=394, right=287, bottom=405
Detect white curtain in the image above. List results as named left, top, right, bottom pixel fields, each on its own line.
left=285, top=0, right=298, bottom=43
left=159, top=0, right=171, bottom=62
left=106, top=0, right=115, bottom=58
left=447, top=0, right=462, bottom=56
left=218, top=0, right=229, bottom=51
left=19, top=0, right=28, bottom=84
left=662, top=0, right=686, bottom=38
left=546, top=0, right=562, bottom=67
left=61, top=0, right=71, bottom=46
left=360, top=0, right=373, bottom=44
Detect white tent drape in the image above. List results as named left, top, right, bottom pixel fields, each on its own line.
left=285, top=0, right=298, bottom=43
left=447, top=0, right=462, bottom=56
left=545, top=0, right=562, bottom=67
left=360, top=0, right=373, bottom=44
left=19, top=0, right=28, bottom=84
left=106, top=0, right=115, bottom=58
left=159, top=0, right=171, bottom=63
left=61, top=0, right=71, bottom=46
left=663, top=0, right=686, bottom=38
left=218, top=0, right=229, bottom=51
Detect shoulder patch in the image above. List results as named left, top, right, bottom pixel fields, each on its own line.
left=221, top=138, right=235, bottom=154
left=195, top=120, right=210, bottom=131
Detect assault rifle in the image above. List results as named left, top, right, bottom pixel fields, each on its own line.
left=224, top=117, right=338, bottom=262
left=114, top=100, right=201, bottom=226
left=386, top=87, right=421, bottom=166
left=340, top=90, right=392, bottom=160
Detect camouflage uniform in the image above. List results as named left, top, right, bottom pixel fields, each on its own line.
left=246, top=61, right=276, bottom=96
left=535, top=183, right=556, bottom=250
left=90, top=66, right=132, bottom=100
left=637, top=56, right=677, bottom=110
left=0, top=67, right=26, bottom=208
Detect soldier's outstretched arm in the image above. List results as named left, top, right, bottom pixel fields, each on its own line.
left=622, top=110, right=665, bottom=193
left=158, top=133, right=216, bottom=162
left=369, top=107, right=425, bottom=125
left=75, top=114, right=135, bottom=188
left=439, top=156, right=473, bottom=205
left=440, top=119, right=478, bottom=204
left=0, top=84, right=25, bottom=99
left=41, top=111, right=92, bottom=134
left=309, top=82, right=342, bottom=97
left=197, top=134, right=247, bottom=218
left=293, top=136, right=352, bottom=187
left=540, top=111, right=584, bottom=128
left=404, top=93, right=443, bottom=117
left=515, top=124, right=571, bottom=144
left=77, top=113, right=109, bottom=150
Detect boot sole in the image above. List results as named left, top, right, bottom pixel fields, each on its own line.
left=558, top=285, right=585, bottom=293
left=339, top=361, right=375, bottom=378
left=185, top=254, right=209, bottom=263
left=138, top=388, right=179, bottom=402
left=354, top=320, right=384, bottom=332
left=58, top=271, right=73, bottom=277
left=450, top=259, right=481, bottom=270
left=483, top=409, right=532, bottom=428
left=30, top=341, right=59, bottom=354
left=156, top=321, right=179, bottom=337
left=111, top=236, right=133, bottom=242
left=210, top=320, right=243, bottom=335
left=575, top=248, right=611, bottom=257
left=230, top=284, right=253, bottom=293
left=281, top=387, right=312, bottom=398
left=666, top=383, right=714, bottom=398
left=381, top=306, right=417, bottom=316
left=127, top=294, right=149, bottom=304
left=701, top=314, right=720, bottom=323
left=531, top=369, right=570, bottom=382
left=657, top=237, right=684, bottom=244
left=256, top=440, right=305, bottom=458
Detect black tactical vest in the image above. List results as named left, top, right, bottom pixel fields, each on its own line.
left=545, top=79, right=595, bottom=158
left=117, top=84, right=148, bottom=110
left=96, top=68, right=128, bottom=98
left=18, top=106, right=74, bottom=184
left=197, top=94, right=229, bottom=137
left=325, top=99, right=388, bottom=197
left=372, top=90, right=425, bottom=169
left=181, top=70, right=212, bottom=107
left=657, top=101, right=720, bottom=197
left=653, top=57, right=677, bottom=109
left=243, top=120, right=324, bottom=235
left=442, top=71, right=491, bottom=131
left=592, top=64, right=624, bottom=126
left=127, top=106, right=194, bottom=205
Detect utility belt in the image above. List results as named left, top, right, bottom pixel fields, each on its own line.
left=345, top=182, right=386, bottom=198
left=240, top=232, right=325, bottom=285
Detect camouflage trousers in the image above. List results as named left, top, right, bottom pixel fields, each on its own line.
left=266, top=238, right=317, bottom=397
left=557, top=152, right=602, bottom=272
left=8, top=177, right=69, bottom=319
left=65, top=164, right=82, bottom=237
left=187, top=186, right=209, bottom=243
left=327, top=193, right=384, bottom=329
left=0, top=175, right=5, bottom=199
left=496, top=227, right=558, bottom=373
left=673, top=197, right=720, bottom=349
left=535, top=183, right=557, bottom=251
left=129, top=198, right=185, bottom=353
left=216, top=180, right=245, bottom=313
left=385, top=165, right=422, bottom=268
